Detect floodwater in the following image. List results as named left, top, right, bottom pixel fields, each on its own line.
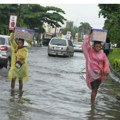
left=0, top=47, right=120, bottom=120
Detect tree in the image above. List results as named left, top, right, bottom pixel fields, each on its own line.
left=78, top=22, right=92, bottom=40
left=0, top=4, right=19, bottom=34
left=79, top=22, right=92, bottom=35
left=98, top=4, right=120, bottom=43
left=23, top=4, right=66, bottom=32
left=62, top=21, right=73, bottom=34
left=62, top=21, right=79, bottom=40
left=0, top=4, right=66, bottom=34
left=62, top=22, right=92, bottom=41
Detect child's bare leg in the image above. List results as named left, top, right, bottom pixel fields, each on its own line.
left=11, top=78, right=16, bottom=90
left=19, top=79, right=23, bottom=91
left=91, top=89, right=97, bottom=104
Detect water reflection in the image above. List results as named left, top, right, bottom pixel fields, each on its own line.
left=10, top=89, right=23, bottom=99
left=7, top=90, right=31, bottom=120
left=86, top=105, right=95, bottom=120
left=8, top=93, right=25, bottom=120
left=7, top=106, right=24, bottom=120
left=0, top=48, right=120, bottom=119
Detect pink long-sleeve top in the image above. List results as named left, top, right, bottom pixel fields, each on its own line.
left=82, top=35, right=110, bottom=89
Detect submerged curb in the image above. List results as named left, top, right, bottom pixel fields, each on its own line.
left=110, top=66, right=120, bottom=80
left=110, top=66, right=120, bottom=100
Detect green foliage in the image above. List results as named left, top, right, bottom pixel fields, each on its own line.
left=79, top=22, right=92, bottom=35
left=98, top=4, right=120, bottom=44
left=62, top=22, right=92, bottom=40
left=0, top=4, right=66, bottom=34
left=98, top=4, right=120, bottom=19
left=26, top=39, right=32, bottom=45
left=108, top=48, right=120, bottom=72
left=62, top=26, right=79, bottom=38
left=77, top=38, right=82, bottom=42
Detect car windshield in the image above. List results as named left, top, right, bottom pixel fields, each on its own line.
left=50, top=39, right=66, bottom=46
left=73, top=42, right=82, bottom=45
left=0, top=37, right=5, bottom=45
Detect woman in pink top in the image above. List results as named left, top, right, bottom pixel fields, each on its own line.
left=82, top=30, right=110, bottom=104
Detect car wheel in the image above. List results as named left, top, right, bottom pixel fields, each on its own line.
left=0, top=65, right=3, bottom=69
left=5, top=58, right=11, bottom=69
left=48, top=53, right=52, bottom=56
left=67, top=52, right=70, bottom=57
left=70, top=52, right=73, bottom=57
left=71, top=52, right=74, bottom=57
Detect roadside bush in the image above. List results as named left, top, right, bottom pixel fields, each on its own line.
left=108, top=48, right=120, bottom=72
left=26, top=39, right=32, bottom=45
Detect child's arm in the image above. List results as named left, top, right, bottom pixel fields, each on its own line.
left=82, top=35, right=91, bottom=51
left=82, top=35, right=92, bottom=59
left=103, top=55, right=110, bottom=75
left=10, top=32, right=18, bottom=49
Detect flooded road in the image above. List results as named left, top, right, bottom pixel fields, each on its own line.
left=0, top=47, right=120, bottom=120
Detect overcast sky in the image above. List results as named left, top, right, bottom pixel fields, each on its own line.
left=42, top=4, right=105, bottom=29
left=1, top=0, right=120, bottom=29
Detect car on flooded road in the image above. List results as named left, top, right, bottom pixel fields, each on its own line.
left=48, top=37, right=74, bottom=57
left=0, top=35, right=11, bottom=69
left=73, top=41, right=83, bottom=52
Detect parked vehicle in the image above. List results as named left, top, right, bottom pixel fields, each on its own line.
left=42, top=38, right=51, bottom=46
left=24, top=41, right=29, bottom=47
left=73, top=42, right=83, bottom=52
left=0, top=35, right=11, bottom=69
left=48, top=38, right=74, bottom=57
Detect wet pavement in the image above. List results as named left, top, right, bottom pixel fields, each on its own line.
left=0, top=47, right=120, bottom=120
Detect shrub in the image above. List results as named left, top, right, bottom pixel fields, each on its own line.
left=108, top=48, right=120, bottom=72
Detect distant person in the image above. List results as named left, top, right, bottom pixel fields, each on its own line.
left=103, top=37, right=111, bottom=56
left=8, top=32, right=28, bottom=96
left=82, top=30, right=110, bottom=105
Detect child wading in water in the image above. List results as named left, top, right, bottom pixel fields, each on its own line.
left=82, top=30, right=110, bottom=104
left=8, top=32, right=28, bottom=96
